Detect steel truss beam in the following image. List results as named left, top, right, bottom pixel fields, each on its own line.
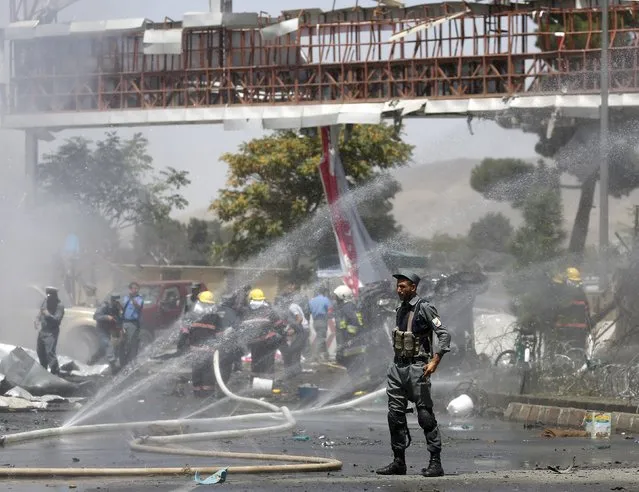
left=5, top=5, right=639, bottom=117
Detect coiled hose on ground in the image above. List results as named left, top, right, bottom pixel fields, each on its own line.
left=0, top=350, right=385, bottom=478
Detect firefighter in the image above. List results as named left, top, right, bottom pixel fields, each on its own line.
left=89, top=294, right=123, bottom=374
left=333, top=285, right=366, bottom=371
left=551, top=267, right=591, bottom=349
left=36, top=287, right=65, bottom=375
left=240, top=288, right=287, bottom=380
left=188, top=291, right=232, bottom=397
left=376, top=272, right=451, bottom=478
left=185, top=282, right=204, bottom=314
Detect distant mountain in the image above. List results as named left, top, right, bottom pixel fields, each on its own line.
left=177, top=158, right=639, bottom=246
left=391, top=158, right=639, bottom=243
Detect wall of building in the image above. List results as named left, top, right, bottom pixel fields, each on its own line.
left=106, top=264, right=289, bottom=302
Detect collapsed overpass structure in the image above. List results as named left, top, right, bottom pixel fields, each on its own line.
left=1, top=0, right=635, bottom=132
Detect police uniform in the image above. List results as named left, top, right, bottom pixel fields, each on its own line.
left=36, top=287, right=65, bottom=375
left=90, top=295, right=123, bottom=373
left=377, top=273, right=451, bottom=478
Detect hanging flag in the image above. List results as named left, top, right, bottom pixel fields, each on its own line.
left=318, top=126, right=390, bottom=295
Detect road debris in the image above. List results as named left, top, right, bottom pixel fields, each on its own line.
left=542, top=428, right=589, bottom=438
left=548, top=456, right=576, bottom=474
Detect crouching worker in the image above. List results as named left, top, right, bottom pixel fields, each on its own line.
left=188, top=291, right=233, bottom=397
left=90, top=294, right=123, bottom=374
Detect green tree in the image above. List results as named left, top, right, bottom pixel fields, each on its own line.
left=470, top=158, right=535, bottom=205
left=468, top=213, right=514, bottom=253
left=38, top=132, right=190, bottom=234
left=132, top=217, right=230, bottom=266
left=211, top=125, right=413, bottom=270
left=187, top=218, right=230, bottom=265
left=528, top=13, right=639, bottom=258
left=509, top=169, right=566, bottom=267
left=133, top=218, right=190, bottom=265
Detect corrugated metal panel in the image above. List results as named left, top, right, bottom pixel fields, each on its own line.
left=69, top=17, right=148, bottom=34
left=261, top=18, right=299, bottom=42
left=4, top=21, right=40, bottom=40
left=105, top=18, right=149, bottom=31
left=183, top=12, right=224, bottom=28
left=389, top=10, right=469, bottom=42
left=35, top=23, right=71, bottom=38
left=183, top=12, right=259, bottom=28
left=69, top=20, right=108, bottom=33
left=222, top=13, right=259, bottom=28
left=6, top=20, right=40, bottom=29
left=143, top=29, right=183, bottom=55
left=5, top=18, right=147, bottom=40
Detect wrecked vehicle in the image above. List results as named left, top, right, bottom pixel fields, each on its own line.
left=12, top=282, right=205, bottom=364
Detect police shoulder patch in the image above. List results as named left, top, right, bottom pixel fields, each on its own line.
left=432, top=317, right=442, bottom=328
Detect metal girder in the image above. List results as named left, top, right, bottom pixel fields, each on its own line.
left=10, top=0, right=81, bottom=22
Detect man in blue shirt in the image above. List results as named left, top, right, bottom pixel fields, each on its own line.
left=121, top=282, right=144, bottom=367
left=308, top=287, right=333, bottom=361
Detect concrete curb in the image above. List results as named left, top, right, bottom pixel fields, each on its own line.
left=504, top=402, right=639, bottom=433
left=485, top=392, right=639, bottom=414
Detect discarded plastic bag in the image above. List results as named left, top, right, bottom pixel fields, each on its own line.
left=194, top=467, right=227, bottom=485
left=446, top=394, right=474, bottom=417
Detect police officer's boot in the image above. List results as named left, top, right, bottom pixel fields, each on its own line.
left=375, top=450, right=407, bottom=475
left=421, top=452, right=444, bottom=477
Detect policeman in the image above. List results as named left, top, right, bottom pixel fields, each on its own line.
left=376, top=272, right=451, bottom=478
left=36, top=287, right=65, bottom=375
left=333, top=285, right=366, bottom=371
left=90, top=294, right=123, bottom=374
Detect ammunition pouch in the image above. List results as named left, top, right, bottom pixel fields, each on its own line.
left=393, top=329, right=421, bottom=358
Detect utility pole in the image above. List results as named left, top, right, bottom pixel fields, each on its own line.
left=599, top=0, right=610, bottom=290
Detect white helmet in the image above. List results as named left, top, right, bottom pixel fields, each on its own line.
left=333, top=285, right=354, bottom=302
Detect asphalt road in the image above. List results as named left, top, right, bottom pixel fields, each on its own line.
left=0, top=334, right=634, bottom=492
left=2, top=401, right=639, bottom=491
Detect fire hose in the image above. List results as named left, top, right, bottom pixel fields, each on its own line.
left=0, top=350, right=385, bottom=478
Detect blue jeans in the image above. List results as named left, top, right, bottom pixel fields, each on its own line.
left=122, top=321, right=140, bottom=366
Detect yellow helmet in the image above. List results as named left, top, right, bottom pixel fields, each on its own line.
left=565, top=267, right=582, bottom=283
left=249, top=288, right=266, bottom=301
left=197, top=291, right=215, bottom=304
left=566, top=267, right=581, bottom=282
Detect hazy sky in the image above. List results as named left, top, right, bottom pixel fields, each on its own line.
left=44, top=0, right=539, bottom=215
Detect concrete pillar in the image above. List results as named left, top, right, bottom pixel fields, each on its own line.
left=24, top=130, right=38, bottom=206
